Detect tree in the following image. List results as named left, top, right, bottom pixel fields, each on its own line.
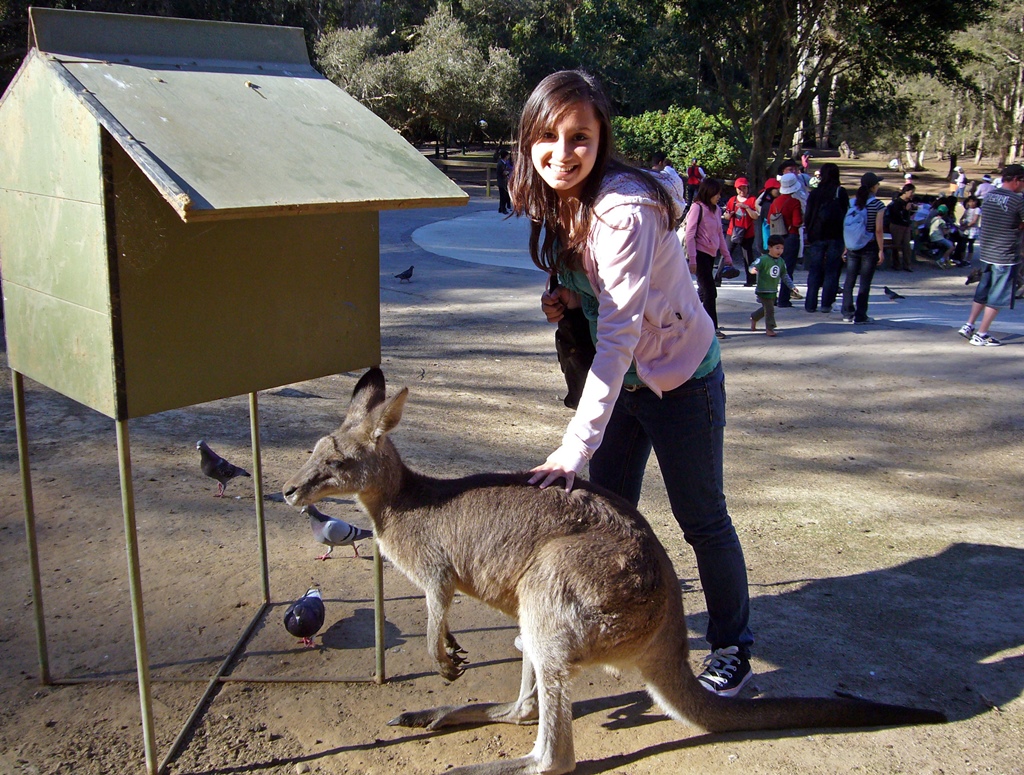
left=314, top=4, right=522, bottom=150
left=672, top=0, right=992, bottom=186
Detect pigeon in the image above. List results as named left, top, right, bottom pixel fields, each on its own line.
left=196, top=440, right=250, bottom=497
left=394, top=265, right=414, bottom=282
left=283, top=587, right=325, bottom=648
left=303, top=504, right=373, bottom=559
left=883, top=286, right=906, bottom=300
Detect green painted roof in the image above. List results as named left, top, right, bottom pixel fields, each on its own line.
left=26, top=8, right=467, bottom=222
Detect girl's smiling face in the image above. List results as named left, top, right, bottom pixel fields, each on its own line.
left=530, top=101, right=601, bottom=201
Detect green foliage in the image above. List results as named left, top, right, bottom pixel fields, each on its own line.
left=314, top=4, right=522, bottom=146
left=613, top=106, right=743, bottom=176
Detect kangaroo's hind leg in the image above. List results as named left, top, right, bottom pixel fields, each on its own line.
left=388, top=647, right=540, bottom=731
left=438, top=651, right=575, bottom=775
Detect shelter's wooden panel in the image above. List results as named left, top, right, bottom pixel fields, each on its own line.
left=0, top=52, right=117, bottom=416
left=0, top=53, right=105, bottom=204
left=0, top=192, right=109, bottom=311
left=111, top=143, right=380, bottom=418
left=3, top=285, right=118, bottom=418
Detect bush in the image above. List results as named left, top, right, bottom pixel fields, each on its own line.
left=613, top=106, right=742, bottom=176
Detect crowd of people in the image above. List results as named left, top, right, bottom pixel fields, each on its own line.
left=641, top=151, right=1022, bottom=345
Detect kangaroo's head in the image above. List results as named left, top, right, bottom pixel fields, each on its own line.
left=283, top=368, right=408, bottom=508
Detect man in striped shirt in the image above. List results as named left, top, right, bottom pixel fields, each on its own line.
left=958, top=164, right=1024, bottom=347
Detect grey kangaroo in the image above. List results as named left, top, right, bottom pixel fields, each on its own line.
left=282, top=368, right=944, bottom=775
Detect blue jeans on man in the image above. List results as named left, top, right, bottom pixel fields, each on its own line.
left=804, top=238, right=844, bottom=312
left=589, top=364, right=754, bottom=657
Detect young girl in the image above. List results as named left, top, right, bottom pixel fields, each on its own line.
left=959, top=195, right=981, bottom=262
left=685, top=177, right=734, bottom=338
left=510, top=70, right=754, bottom=696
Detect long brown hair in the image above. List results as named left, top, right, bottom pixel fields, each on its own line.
left=693, top=178, right=723, bottom=210
left=510, top=70, right=671, bottom=273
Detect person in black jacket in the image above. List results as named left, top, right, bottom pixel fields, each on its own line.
left=888, top=184, right=917, bottom=271
left=801, top=163, right=849, bottom=313
left=496, top=149, right=513, bottom=214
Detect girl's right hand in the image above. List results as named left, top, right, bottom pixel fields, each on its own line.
left=541, top=286, right=579, bottom=323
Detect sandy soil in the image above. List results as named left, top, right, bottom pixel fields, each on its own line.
left=1, top=180, right=1022, bottom=775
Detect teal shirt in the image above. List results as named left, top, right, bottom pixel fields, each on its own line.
left=559, top=269, right=719, bottom=388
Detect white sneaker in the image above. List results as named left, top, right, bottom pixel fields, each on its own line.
left=969, top=333, right=1002, bottom=347
left=958, top=323, right=975, bottom=339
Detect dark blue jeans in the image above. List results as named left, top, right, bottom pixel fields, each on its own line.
left=804, top=238, right=844, bottom=311
left=842, top=244, right=879, bottom=322
left=589, top=363, right=754, bottom=657
left=776, top=233, right=801, bottom=306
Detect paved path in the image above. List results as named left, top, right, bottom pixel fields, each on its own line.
left=378, top=196, right=1020, bottom=391
left=411, top=203, right=1024, bottom=338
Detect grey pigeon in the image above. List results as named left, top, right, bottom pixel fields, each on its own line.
left=883, top=286, right=905, bottom=300
left=197, top=440, right=250, bottom=497
left=303, top=504, right=373, bottom=559
left=394, top=265, right=414, bottom=282
left=283, top=587, right=325, bottom=647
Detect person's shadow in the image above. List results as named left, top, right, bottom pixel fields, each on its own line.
left=744, top=541, right=1023, bottom=718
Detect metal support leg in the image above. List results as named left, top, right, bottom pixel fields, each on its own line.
left=373, top=539, right=385, bottom=683
left=115, top=420, right=158, bottom=775
left=13, top=370, right=50, bottom=685
left=249, top=392, right=270, bottom=603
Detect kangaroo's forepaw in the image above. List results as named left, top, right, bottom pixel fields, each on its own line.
left=446, top=633, right=469, bottom=662
left=439, top=658, right=466, bottom=681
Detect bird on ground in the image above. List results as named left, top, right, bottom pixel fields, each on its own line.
left=883, top=286, right=906, bottom=300
left=394, top=265, right=414, bottom=282
left=196, top=440, right=250, bottom=497
left=283, top=587, right=325, bottom=648
left=303, top=504, right=373, bottom=559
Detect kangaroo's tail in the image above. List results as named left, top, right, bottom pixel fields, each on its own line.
left=638, top=597, right=945, bottom=733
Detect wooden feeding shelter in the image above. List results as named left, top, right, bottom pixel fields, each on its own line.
left=0, top=7, right=467, bottom=774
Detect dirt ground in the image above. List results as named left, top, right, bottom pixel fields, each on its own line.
left=1, top=176, right=1022, bottom=775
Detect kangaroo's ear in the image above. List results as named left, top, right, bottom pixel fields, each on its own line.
left=369, top=387, right=409, bottom=443
left=345, top=367, right=387, bottom=427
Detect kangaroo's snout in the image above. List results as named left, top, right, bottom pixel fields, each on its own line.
left=283, top=484, right=299, bottom=506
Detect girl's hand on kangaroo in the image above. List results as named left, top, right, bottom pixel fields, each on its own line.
left=529, top=462, right=575, bottom=492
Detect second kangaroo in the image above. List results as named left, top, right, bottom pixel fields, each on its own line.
left=283, top=368, right=944, bottom=775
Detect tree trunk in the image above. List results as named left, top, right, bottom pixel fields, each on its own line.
left=904, top=133, right=918, bottom=170
left=822, top=75, right=837, bottom=150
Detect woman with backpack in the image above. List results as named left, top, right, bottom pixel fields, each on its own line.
left=841, top=172, right=886, bottom=324
left=801, top=163, right=849, bottom=313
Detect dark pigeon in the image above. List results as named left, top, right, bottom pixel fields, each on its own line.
left=883, top=286, right=906, bottom=300
left=394, top=265, right=414, bottom=282
left=303, top=504, right=373, bottom=559
left=197, top=440, right=250, bottom=497
left=283, top=587, right=325, bottom=647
